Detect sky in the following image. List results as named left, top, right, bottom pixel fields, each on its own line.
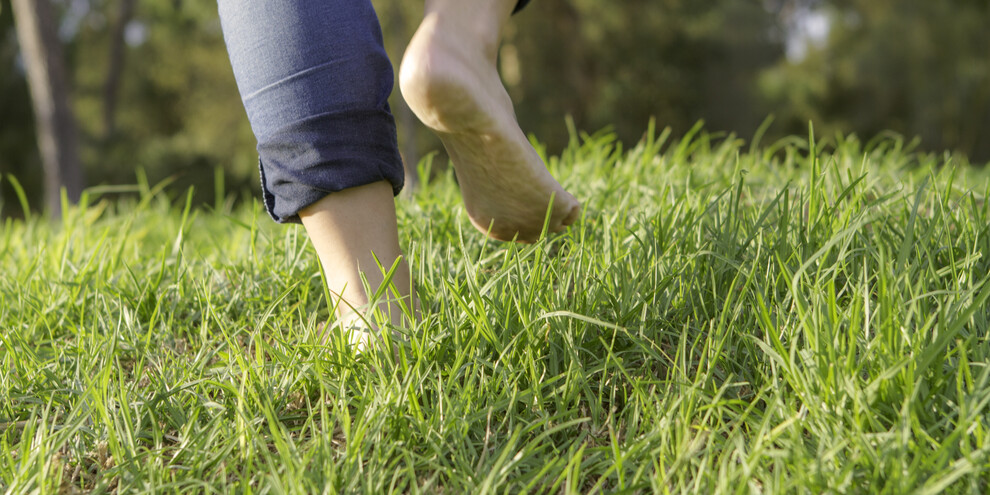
left=785, top=6, right=831, bottom=61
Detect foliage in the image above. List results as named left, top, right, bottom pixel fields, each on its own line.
left=510, top=0, right=783, bottom=149
left=762, top=0, right=990, bottom=161
left=68, top=0, right=258, bottom=204
left=2, top=128, right=990, bottom=492
left=1, top=0, right=989, bottom=213
left=1, top=0, right=257, bottom=210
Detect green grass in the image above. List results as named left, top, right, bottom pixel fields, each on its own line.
left=2, top=123, right=990, bottom=493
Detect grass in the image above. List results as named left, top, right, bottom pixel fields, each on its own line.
left=2, top=123, right=990, bottom=493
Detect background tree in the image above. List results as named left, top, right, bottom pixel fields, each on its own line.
left=9, top=0, right=84, bottom=215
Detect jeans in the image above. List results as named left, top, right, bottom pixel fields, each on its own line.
left=218, top=0, right=530, bottom=223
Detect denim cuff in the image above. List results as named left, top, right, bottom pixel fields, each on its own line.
left=257, top=106, right=404, bottom=224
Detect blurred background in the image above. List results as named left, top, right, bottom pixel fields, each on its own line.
left=1, top=0, right=988, bottom=216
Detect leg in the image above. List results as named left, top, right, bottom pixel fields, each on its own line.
left=218, top=0, right=413, bottom=347
left=300, top=182, right=413, bottom=350
left=400, top=0, right=580, bottom=243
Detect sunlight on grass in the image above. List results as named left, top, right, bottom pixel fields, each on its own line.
left=2, top=124, right=989, bottom=493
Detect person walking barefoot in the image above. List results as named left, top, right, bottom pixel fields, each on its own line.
left=219, top=0, right=579, bottom=350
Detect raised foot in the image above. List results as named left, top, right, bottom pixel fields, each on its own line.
left=399, top=15, right=580, bottom=243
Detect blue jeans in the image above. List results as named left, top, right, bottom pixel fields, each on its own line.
left=218, top=0, right=530, bottom=223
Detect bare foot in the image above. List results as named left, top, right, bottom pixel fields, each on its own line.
left=399, top=4, right=580, bottom=243
left=318, top=318, right=374, bottom=354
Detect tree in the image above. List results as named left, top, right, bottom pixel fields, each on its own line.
left=10, top=0, right=84, bottom=215
left=103, top=0, right=137, bottom=139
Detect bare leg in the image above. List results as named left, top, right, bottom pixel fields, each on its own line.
left=399, top=0, right=580, bottom=243
left=299, top=181, right=414, bottom=352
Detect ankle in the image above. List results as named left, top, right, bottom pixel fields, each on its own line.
left=420, top=2, right=509, bottom=60
left=299, top=181, right=415, bottom=335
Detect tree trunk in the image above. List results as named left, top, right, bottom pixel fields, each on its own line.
left=103, top=0, right=137, bottom=139
left=382, top=0, right=420, bottom=195
left=11, top=0, right=85, bottom=215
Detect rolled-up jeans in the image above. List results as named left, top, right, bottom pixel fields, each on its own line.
left=218, top=0, right=531, bottom=223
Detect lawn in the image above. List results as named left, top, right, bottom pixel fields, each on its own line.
left=2, top=123, right=990, bottom=493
